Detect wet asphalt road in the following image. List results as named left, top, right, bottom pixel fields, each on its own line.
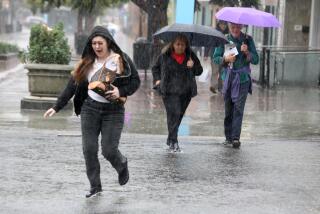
left=0, top=65, right=320, bottom=213
left=1, top=130, right=320, bottom=214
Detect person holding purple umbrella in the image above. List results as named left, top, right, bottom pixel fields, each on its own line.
left=213, top=22, right=259, bottom=148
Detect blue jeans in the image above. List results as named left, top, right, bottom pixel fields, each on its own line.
left=81, top=97, right=127, bottom=190
left=224, top=79, right=250, bottom=141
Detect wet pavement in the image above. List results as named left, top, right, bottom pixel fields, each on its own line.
left=1, top=130, right=320, bottom=214
left=0, top=63, right=319, bottom=213
left=1, top=27, right=320, bottom=213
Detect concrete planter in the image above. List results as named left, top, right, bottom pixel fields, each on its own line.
left=21, top=63, right=74, bottom=110
left=0, top=53, right=19, bottom=71
left=25, top=63, right=73, bottom=97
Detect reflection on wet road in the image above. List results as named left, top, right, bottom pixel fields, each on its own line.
left=0, top=66, right=319, bottom=213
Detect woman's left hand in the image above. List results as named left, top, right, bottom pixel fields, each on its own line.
left=187, top=58, right=194, bottom=68
left=241, top=44, right=249, bottom=55
left=105, top=84, right=120, bottom=100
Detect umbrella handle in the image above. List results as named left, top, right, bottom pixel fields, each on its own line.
left=243, top=32, right=249, bottom=45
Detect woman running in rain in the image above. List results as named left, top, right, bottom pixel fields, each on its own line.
left=152, top=34, right=203, bottom=152
left=44, top=26, right=140, bottom=198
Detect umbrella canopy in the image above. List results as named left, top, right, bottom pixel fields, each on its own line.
left=216, top=7, right=281, bottom=28
left=153, top=23, right=228, bottom=47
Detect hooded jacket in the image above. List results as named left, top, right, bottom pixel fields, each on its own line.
left=152, top=47, right=203, bottom=97
left=53, top=26, right=140, bottom=115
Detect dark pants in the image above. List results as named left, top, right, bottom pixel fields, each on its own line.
left=224, top=80, right=250, bottom=141
left=81, top=97, right=127, bottom=190
left=163, top=94, right=191, bottom=144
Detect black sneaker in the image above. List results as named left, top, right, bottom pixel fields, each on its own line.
left=223, top=140, right=232, bottom=145
left=118, top=161, right=129, bottom=186
left=173, top=142, right=180, bottom=152
left=169, top=142, right=175, bottom=150
left=85, top=188, right=102, bottom=198
left=232, top=140, right=241, bottom=148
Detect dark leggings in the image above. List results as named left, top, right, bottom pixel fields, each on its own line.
left=163, top=94, right=191, bottom=144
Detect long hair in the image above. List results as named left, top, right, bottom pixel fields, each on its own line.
left=72, top=56, right=94, bottom=83
left=162, top=34, right=191, bottom=56
left=72, top=37, right=124, bottom=83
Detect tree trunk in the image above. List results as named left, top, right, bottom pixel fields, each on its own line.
left=147, top=0, right=169, bottom=41
left=131, top=0, right=169, bottom=66
left=84, top=14, right=96, bottom=32
left=77, top=10, right=83, bottom=33
left=75, top=10, right=92, bottom=55
left=132, top=0, right=169, bottom=41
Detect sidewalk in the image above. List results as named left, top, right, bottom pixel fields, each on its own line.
left=0, top=63, right=319, bottom=140
left=0, top=64, right=24, bottom=82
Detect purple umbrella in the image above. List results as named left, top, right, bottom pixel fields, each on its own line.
left=216, top=7, right=281, bottom=28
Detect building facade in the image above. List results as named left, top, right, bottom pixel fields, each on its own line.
left=0, top=0, right=23, bottom=34
left=193, top=0, right=320, bottom=49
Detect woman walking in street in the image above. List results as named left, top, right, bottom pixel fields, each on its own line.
left=213, top=22, right=259, bottom=148
left=44, top=26, right=140, bottom=197
left=152, top=34, right=203, bottom=152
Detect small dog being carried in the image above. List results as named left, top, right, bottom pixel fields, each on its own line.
left=88, top=52, right=127, bottom=104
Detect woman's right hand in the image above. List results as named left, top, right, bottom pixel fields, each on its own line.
left=224, top=53, right=236, bottom=63
left=155, top=80, right=161, bottom=85
left=43, top=108, right=56, bottom=118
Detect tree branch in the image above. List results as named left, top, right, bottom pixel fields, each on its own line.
left=131, top=0, right=148, bottom=12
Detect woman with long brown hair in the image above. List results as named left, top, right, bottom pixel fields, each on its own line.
left=44, top=26, right=140, bottom=198
left=152, top=34, right=203, bottom=152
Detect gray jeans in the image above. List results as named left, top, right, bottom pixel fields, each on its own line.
left=81, top=97, right=127, bottom=190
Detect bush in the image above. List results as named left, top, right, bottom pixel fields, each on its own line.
left=0, top=42, right=19, bottom=54
left=28, top=23, right=71, bottom=64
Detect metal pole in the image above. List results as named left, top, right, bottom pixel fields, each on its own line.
left=259, top=47, right=266, bottom=87
left=266, top=49, right=271, bottom=88
left=281, top=55, right=285, bottom=83
left=273, top=54, right=278, bottom=87
left=318, top=57, right=320, bottom=87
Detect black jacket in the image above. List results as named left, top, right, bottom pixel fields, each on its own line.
left=152, top=48, right=203, bottom=97
left=53, top=26, right=140, bottom=115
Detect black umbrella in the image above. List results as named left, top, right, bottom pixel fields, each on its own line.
left=153, top=23, right=228, bottom=47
